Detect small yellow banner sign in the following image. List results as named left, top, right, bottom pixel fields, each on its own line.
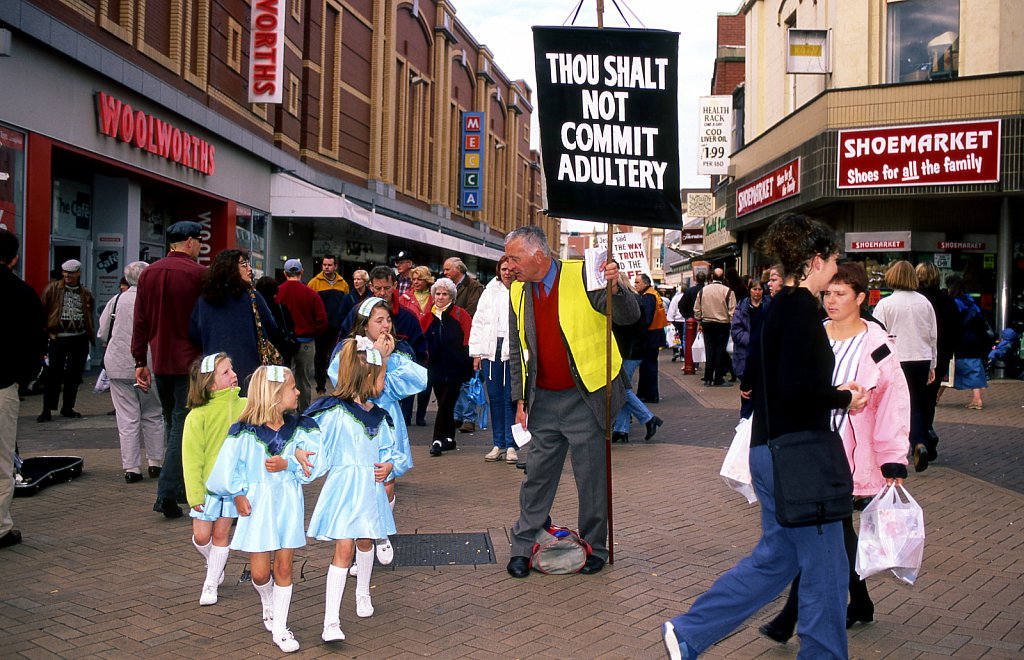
left=790, top=44, right=822, bottom=57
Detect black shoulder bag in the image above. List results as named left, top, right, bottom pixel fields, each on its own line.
left=760, top=319, right=853, bottom=532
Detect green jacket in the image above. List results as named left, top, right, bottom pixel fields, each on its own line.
left=182, top=387, right=247, bottom=508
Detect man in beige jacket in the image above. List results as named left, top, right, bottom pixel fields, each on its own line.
left=694, top=268, right=736, bottom=387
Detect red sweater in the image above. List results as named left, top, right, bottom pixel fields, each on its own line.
left=276, top=279, right=328, bottom=338
left=534, top=275, right=575, bottom=391
left=132, top=251, right=205, bottom=375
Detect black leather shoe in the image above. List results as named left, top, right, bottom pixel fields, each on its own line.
left=0, top=529, right=22, bottom=548
left=846, top=604, right=874, bottom=629
left=124, top=471, right=144, bottom=483
left=759, top=622, right=793, bottom=644
left=579, top=555, right=605, bottom=574
left=60, top=409, right=82, bottom=418
left=913, top=444, right=929, bottom=472
left=429, top=440, right=443, bottom=457
left=36, top=411, right=51, bottom=423
left=507, top=556, right=531, bottom=578
left=148, top=466, right=162, bottom=478
left=155, top=499, right=183, bottom=519
left=644, top=416, right=663, bottom=441
left=611, top=431, right=628, bottom=443
left=415, top=418, right=427, bottom=427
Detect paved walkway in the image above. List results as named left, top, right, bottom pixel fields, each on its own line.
left=3, top=357, right=1022, bottom=658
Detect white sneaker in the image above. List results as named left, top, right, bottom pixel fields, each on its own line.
left=355, top=593, right=374, bottom=618
left=484, top=447, right=505, bottom=461
left=505, top=448, right=518, bottom=464
left=348, top=564, right=358, bottom=577
left=375, top=537, right=394, bottom=565
left=199, top=584, right=218, bottom=606
left=273, top=629, right=300, bottom=653
left=262, top=607, right=274, bottom=631
left=321, top=623, right=346, bottom=642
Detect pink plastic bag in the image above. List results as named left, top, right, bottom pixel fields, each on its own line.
left=856, top=483, right=925, bottom=585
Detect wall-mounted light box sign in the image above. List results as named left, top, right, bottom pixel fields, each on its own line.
left=787, top=29, right=831, bottom=74
left=460, top=112, right=484, bottom=211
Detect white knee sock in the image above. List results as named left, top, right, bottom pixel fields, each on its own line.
left=204, top=545, right=230, bottom=587
left=272, top=584, right=293, bottom=637
left=192, top=536, right=212, bottom=562
left=253, top=577, right=275, bottom=612
left=355, top=548, right=374, bottom=595
left=388, top=495, right=396, bottom=511
left=324, top=564, right=348, bottom=628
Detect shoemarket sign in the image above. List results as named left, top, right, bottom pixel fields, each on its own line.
left=532, top=27, right=681, bottom=229
left=735, top=158, right=800, bottom=217
left=837, top=119, right=1001, bottom=188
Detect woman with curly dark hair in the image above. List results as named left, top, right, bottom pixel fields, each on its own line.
left=189, top=250, right=278, bottom=394
left=663, top=214, right=868, bottom=660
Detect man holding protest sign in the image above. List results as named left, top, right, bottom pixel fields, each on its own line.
left=504, top=226, right=639, bottom=578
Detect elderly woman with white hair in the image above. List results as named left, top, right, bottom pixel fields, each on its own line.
left=98, top=260, right=166, bottom=483
left=423, top=277, right=474, bottom=457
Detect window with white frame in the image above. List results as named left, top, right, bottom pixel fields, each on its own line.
left=887, top=0, right=959, bottom=83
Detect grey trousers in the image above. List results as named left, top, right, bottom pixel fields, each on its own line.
left=292, top=341, right=316, bottom=412
left=511, top=387, right=609, bottom=560
left=109, top=378, right=165, bottom=471
left=0, top=384, right=18, bottom=535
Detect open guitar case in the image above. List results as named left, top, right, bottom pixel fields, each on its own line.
left=13, top=444, right=84, bottom=497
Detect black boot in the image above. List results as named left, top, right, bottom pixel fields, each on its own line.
left=760, top=576, right=799, bottom=643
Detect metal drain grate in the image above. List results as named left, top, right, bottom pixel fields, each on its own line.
left=390, top=532, right=496, bottom=567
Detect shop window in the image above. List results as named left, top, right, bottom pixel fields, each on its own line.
left=227, top=17, right=243, bottom=73
left=887, top=0, right=959, bottom=83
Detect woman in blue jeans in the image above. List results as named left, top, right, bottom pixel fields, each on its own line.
left=662, top=214, right=867, bottom=660
left=469, top=258, right=518, bottom=463
left=611, top=273, right=662, bottom=442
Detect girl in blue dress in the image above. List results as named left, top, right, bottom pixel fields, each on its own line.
left=182, top=353, right=247, bottom=607
left=328, top=297, right=427, bottom=567
left=309, top=336, right=401, bottom=643
left=206, top=365, right=320, bottom=654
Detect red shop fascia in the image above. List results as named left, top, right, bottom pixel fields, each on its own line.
left=20, top=91, right=237, bottom=292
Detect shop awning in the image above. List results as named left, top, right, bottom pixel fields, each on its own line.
left=270, top=173, right=504, bottom=261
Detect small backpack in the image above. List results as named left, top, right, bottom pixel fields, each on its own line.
left=529, top=524, right=592, bottom=574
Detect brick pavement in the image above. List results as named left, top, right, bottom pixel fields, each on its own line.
left=3, top=360, right=1022, bottom=658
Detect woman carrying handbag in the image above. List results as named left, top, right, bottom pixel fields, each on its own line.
left=662, top=214, right=867, bottom=660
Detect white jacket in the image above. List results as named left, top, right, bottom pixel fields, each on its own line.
left=468, top=277, right=511, bottom=362
left=873, top=289, right=937, bottom=368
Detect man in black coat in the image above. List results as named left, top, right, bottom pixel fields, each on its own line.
left=0, top=229, right=46, bottom=548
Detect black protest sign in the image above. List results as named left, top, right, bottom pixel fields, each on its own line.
left=533, top=27, right=681, bottom=229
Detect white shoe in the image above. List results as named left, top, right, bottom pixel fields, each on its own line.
left=355, top=593, right=374, bottom=618
left=262, top=607, right=274, bottom=632
left=199, top=584, right=218, bottom=606
left=505, top=448, right=518, bottom=464
left=321, top=623, right=346, bottom=642
left=484, top=447, right=505, bottom=461
left=348, top=564, right=358, bottom=577
left=273, top=629, right=300, bottom=653
left=375, top=537, right=394, bottom=565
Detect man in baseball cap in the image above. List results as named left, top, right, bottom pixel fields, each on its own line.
left=393, top=251, right=414, bottom=298
left=276, top=258, right=327, bottom=410
left=283, top=258, right=303, bottom=275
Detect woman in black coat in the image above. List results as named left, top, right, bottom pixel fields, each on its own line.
left=423, top=277, right=474, bottom=456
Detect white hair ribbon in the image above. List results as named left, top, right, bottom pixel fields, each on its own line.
left=266, top=365, right=286, bottom=383
left=354, top=335, right=383, bottom=366
left=200, top=354, right=219, bottom=374
left=358, top=296, right=386, bottom=317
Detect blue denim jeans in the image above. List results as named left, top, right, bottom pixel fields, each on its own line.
left=614, top=359, right=653, bottom=433
left=483, top=356, right=515, bottom=450
left=669, top=445, right=848, bottom=659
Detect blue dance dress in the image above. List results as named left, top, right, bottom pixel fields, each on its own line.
left=327, top=341, right=427, bottom=479
left=305, top=398, right=400, bottom=541
left=205, top=414, right=321, bottom=552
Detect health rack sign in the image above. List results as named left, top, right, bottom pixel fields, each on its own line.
left=459, top=112, right=484, bottom=211
left=533, top=27, right=681, bottom=229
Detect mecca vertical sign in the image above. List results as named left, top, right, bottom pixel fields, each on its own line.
left=460, top=112, right=484, bottom=211
left=533, top=27, right=681, bottom=229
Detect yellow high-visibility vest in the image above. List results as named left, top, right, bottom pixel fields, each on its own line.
left=510, top=260, right=621, bottom=396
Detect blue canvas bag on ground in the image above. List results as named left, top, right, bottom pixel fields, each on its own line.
left=454, top=372, right=488, bottom=429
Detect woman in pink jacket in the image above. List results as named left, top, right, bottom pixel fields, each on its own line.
left=760, top=261, right=910, bottom=643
